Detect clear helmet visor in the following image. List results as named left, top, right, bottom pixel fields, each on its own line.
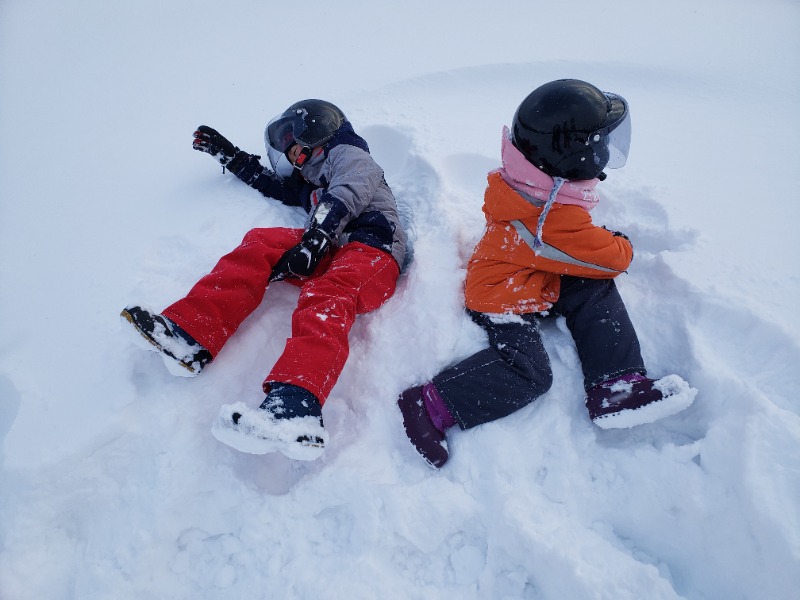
left=265, top=112, right=306, bottom=178
left=605, top=111, right=631, bottom=169
left=265, top=110, right=305, bottom=154
left=589, top=92, right=631, bottom=170
left=267, top=145, right=295, bottom=178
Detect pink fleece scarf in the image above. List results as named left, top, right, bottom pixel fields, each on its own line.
left=494, top=126, right=601, bottom=211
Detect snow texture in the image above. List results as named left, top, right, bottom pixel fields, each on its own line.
left=1, top=1, right=799, bottom=599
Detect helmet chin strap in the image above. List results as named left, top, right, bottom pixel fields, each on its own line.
left=286, top=145, right=313, bottom=170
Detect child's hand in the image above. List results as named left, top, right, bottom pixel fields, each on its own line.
left=270, top=227, right=332, bottom=282
left=192, top=125, right=238, bottom=166
left=602, top=226, right=630, bottom=241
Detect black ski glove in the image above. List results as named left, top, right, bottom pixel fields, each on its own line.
left=270, top=227, right=332, bottom=282
left=192, top=125, right=239, bottom=166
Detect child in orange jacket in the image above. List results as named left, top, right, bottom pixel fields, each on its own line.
left=398, top=79, right=697, bottom=468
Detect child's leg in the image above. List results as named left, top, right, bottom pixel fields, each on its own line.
left=432, top=311, right=552, bottom=429
left=552, top=276, right=646, bottom=389
left=266, top=242, right=400, bottom=404
left=163, top=228, right=304, bottom=356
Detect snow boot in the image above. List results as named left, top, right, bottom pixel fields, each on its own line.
left=398, top=383, right=452, bottom=468
left=211, top=382, right=328, bottom=460
left=586, top=372, right=697, bottom=429
left=120, top=305, right=212, bottom=376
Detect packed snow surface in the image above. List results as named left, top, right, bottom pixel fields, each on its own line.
left=1, top=1, right=799, bottom=599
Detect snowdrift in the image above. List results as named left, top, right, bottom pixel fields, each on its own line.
left=1, top=1, right=798, bottom=599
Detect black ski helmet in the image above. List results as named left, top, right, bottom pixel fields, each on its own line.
left=265, top=99, right=345, bottom=153
left=265, top=99, right=345, bottom=173
left=511, top=79, right=631, bottom=180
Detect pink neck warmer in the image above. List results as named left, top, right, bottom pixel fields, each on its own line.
left=494, top=126, right=601, bottom=211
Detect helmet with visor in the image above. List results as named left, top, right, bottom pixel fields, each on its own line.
left=511, top=79, right=631, bottom=181
left=265, top=99, right=345, bottom=175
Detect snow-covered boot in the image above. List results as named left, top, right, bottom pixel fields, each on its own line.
left=586, top=372, right=697, bottom=429
left=120, top=305, right=212, bottom=376
left=398, top=383, right=453, bottom=468
left=211, top=382, right=327, bottom=460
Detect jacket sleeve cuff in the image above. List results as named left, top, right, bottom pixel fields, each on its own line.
left=226, top=151, right=266, bottom=185
left=310, top=191, right=351, bottom=238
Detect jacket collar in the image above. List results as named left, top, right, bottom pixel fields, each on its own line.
left=495, top=126, right=601, bottom=211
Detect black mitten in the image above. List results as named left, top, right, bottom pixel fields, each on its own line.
left=270, top=227, right=332, bottom=281
left=192, top=125, right=239, bottom=166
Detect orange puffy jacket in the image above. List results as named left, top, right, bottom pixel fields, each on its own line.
left=464, top=172, right=633, bottom=314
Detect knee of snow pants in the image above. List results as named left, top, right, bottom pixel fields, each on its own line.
left=266, top=242, right=400, bottom=404
left=432, top=311, right=553, bottom=430
left=162, top=228, right=307, bottom=356
left=550, top=276, right=646, bottom=390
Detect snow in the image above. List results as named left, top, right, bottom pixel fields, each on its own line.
left=1, top=0, right=799, bottom=598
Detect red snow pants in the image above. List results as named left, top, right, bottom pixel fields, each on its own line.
left=162, top=228, right=400, bottom=404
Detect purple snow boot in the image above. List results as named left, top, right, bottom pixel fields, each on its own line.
left=398, top=383, right=455, bottom=468
left=586, top=372, right=697, bottom=429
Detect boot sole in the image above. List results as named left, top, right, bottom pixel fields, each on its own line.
left=593, top=383, right=697, bottom=429
left=120, top=308, right=199, bottom=376
left=212, top=403, right=326, bottom=460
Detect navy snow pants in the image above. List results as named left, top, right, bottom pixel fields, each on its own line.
left=432, top=276, right=646, bottom=429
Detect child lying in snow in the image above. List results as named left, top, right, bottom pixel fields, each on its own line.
left=398, top=79, right=697, bottom=468
left=121, top=99, right=407, bottom=461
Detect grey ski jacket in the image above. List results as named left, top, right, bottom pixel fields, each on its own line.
left=228, top=122, right=408, bottom=270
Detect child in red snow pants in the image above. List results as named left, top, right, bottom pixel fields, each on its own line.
left=162, top=227, right=400, bottom=403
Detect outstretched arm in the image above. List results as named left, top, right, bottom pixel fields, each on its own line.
left=192, top=125, right=310, bottom=207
